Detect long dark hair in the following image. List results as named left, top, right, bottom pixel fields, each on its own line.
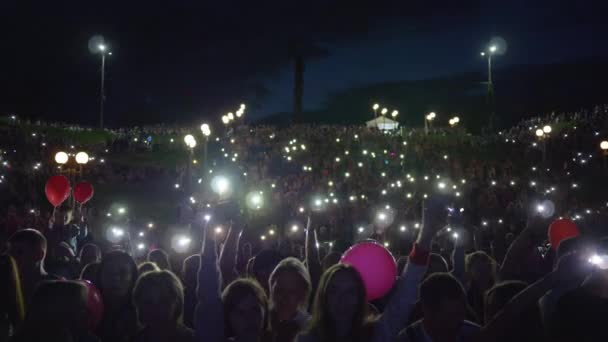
left=306, top=264, right=373, bottom=342
left=98, top=250, right=139, bottom=304
left=221, top=277, right=270, bottom=339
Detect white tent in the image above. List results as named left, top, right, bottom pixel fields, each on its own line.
left=366, top=116, right=399, bottom=131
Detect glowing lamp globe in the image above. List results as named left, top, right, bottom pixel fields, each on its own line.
left=600, top=141, right=608, bottom=151
left=543, top=125, right=552, bottom=134
left=201, top=124, right=211, bottom=137
left=75, top=152, right=89, bottom=164
left=55, top=151, right=69, bottom=164
left=535, top=129, right=544, bottom=137
left=221, top=115, right=230, bottom=124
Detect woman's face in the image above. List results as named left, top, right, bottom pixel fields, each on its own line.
left=229, top=294, right=264, bottom=338
left=270, top=271, right=306, bottom=317
left=326, top=271, right=360, bottom=324
left=137, top=289, right=175, bottom=326
left=101, top=260, right=133, bottom=300
left=470, top=259, right=494, bottom=287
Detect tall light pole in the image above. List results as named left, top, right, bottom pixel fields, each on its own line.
left=97, top=44, right=111, bottom=129
left=200, top=124, right=211, bottom=171
left=481, top=44, right=498, bottom=131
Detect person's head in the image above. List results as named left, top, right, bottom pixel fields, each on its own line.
left=423, top=253, right=448, bottom=279
left=133, top=270, right=184, bottom=327
left=420, top=273, right=467, bottom=338
left=308, top=264, right=368, bottom=339
left=484, top=281, right=527, bottom=324
left=222, top=278, right=269, bottom=339
left=80, top=243, right=101, bottom=267
left=138, top=261, right=160, bottom=275
left=465, top=251, right=496, bottom=289
left=251, top=250, right=282, bottom=294
left=55, top=207, right=74, bottom=226
left=99, top=251, right=138, bottom=305
left=147, top=249, right=171, bottom=271
left=269, top=257, right=311, bottom=317
left=18, top=280, right=88, bottom=340
left=181, top=254, right=200, bottom=289
left=80, top=261, right=101, bottom=284
left=7, top=229, right=47, bottom=272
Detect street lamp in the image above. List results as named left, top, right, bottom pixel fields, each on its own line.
left=391, top=110, right=399, bottom=118
left=425, top=112, right=436, bottom=135
left=75, top=152, right=89, bottom=165
left=373, top=103, right=380, bottom=117
left=184, top=134, right=197, bottom=149
left=449, top=116, right=460, bottom=127
left=481, top=42, right=502, bottom=131
left=55, top=151, right=69, bottom=165
left=221, top=115, right=230, bottom=125
left=227, top=112, right=235, bottom=121
left=381, top=108, right=388, bottom=116
left=96, top=43, right=111, bottom=129
left=601, top=140, right=608, bottom=168
left=200, top=124, right=211, bottom=170
left=534, top=129, right=548, bottom=163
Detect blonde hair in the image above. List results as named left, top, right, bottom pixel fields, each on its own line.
left=133, top=270, right=184, bottom=323
left=269, top=257, right=312, bottom=309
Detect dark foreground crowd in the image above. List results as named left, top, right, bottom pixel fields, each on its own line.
left=2, top=198, right=607, bottom=342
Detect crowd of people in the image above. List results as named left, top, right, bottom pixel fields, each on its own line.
left=1, top=104, right=608, bottom=341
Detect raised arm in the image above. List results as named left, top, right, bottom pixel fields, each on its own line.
left=498, top=220, right=536, bottom=281
left=195, top=222, right=225, bottom=342
left=372, top=200, right=444, bottom=342
left=219, top=223, right=242, bottom=288
left=475, top=252, right=590, bottom=342
left=305, top=215, right=322, bottom=293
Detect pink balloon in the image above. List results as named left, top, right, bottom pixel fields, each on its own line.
left=340, top=241, right=397, bottom=301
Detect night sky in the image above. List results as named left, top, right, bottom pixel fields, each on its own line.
left=1, top=0, right=606, bottom=126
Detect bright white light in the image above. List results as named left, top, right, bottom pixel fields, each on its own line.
left=453, top=232, right=459, bottom=239
left=535, top=129, right=544, bottom=137
left=381, top=108, right=388, bottom=115
left=215, top=226, right=223, bottom=234
left=391, top=110, right=399, bottom=118
left=201, top=124, right=211, bottom=136
left=112, top=227, right=124, bottom=237
left=543, top=125, right=552, bottom=134
left=54, top=151, right=69, bottom=164
left=438, top=182, right=446, bottom=190
left=118, top=207, right=126, bottom=214
left=138, top=231, right=144, bottom=237
left=601, top=141, right=608, bottom=150
left=291, top=225, right=299, bottom=232
left=227, top=112, right=234, bottom=121
left=400, top=225, right=406, bottom=232
left=211, top=175, right=230, bottom=195
left=98, top=44, right=106, bottom=52
left=75, top=152, right=89, bottom=164
left=268, top=229, right=275, bottom=236
left=373, top=103, right=379, bottom=110
left=221, top=115, right=229, bottom=124
left=148, top=223, right=154, bottom=228
left=184, top=134, right=197, bottom=148
left=137, top=243, right=145, bottom=250
left=489, top=45, right=497, bottom=53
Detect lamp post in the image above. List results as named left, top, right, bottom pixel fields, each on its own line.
left=200, top=124, right=211, bottom=171
left=425, top=112, right=436, bottom=135
left=535, top=125, right=551, bottom=164
left=184, top=134, right=197, bottom=195
left=481, top=44, right=499, bottom=131
left=97, top=44, right=111, bottom=129
left=55, top=151, right=89, bottom=206
left=373, top=103, right=380, bottom=118
left=600, top=140, right=608, bottom=169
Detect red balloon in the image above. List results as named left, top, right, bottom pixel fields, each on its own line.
left=548, top=219, right=580, bottom=250
left=80, top=280, right=104, bottom=331
left=45, top=176, right=71, bottom=207
left=74, top=182, right=94, bottom=204
left=341, top=241, right=397, bottom=301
